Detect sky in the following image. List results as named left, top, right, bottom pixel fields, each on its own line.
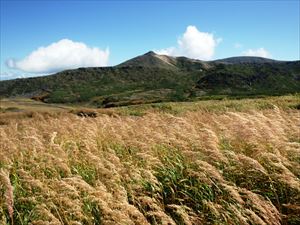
left=0, top=0, right=299, bottom=79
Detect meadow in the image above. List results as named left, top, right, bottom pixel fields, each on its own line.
left=0, top=95, right=299, bottom=225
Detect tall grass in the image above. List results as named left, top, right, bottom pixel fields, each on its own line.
left=0, top=97, right=299, bottom=224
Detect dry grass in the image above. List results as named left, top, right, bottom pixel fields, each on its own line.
left=0, top=96, right=299, bottom=224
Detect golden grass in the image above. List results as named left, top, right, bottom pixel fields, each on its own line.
left=0, top=96, right=299, bottom=224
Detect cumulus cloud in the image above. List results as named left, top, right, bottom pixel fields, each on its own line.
left=6, top=39, right=109, bottom=74
left=0, top=71, right=22, bottom=80
left=0, top=70, right=43, bottom=80
left=242, top=48, right=271, bottom=58
left=155, top=25, right=221, bottom=60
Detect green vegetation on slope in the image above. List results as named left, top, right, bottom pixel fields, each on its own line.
left=197, top=62, right=300, bottom=95
left=0, top=52, right=299, bottom=107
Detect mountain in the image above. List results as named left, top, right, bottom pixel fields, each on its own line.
left=1, top=52, right=299, bottom=107
left=117, top=51, right=178, bottom=70
left=119, top=51, right=212, bottom=71
left=212, top=56, right=280, bottom=64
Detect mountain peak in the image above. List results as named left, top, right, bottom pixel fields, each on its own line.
left=144, top=51, right=157, bottom=56
left=117, top=51, right=177, bottom=69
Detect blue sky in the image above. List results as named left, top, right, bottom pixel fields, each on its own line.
left=1, top=0, right=299, bottom=79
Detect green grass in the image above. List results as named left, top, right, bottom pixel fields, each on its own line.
left=114, top=94, right=300, bottom=116
left=1, top=57, right=299, bottom=107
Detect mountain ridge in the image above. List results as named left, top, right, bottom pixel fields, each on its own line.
left=117, top=51, right=286, bottom=69
left=117, top=51, right=178, bottom=69
left=212, top=56, right=284, bottom=64
left=1, top=52, right=299, bottom=107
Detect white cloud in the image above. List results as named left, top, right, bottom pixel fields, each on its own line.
left=0, top=70, right=44, bottom=80
left=242, top=48, right=271, bottom=58
left=155, top=25, right=221, bottom=60
left=6, top=39, right=109, bottom=74
left=0, top=71, right=22, bottom=80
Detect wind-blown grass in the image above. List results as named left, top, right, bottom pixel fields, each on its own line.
left=0, top=96, right=299, bottom=224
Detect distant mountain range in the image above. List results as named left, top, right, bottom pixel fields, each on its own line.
left=1, top=51, right=299, bottom=107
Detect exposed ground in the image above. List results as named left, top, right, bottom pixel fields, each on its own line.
left=0, top=95, right=299, bottom=224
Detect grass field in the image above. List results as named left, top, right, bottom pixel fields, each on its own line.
left=0, top=95, right=299, bottom=224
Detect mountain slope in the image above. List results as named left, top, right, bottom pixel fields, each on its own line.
left=196, top=61, right=300, bottom=96
left=1, top=52, right=299, bottom=107
left=117, top=51, right=178, bottom=70
left=0, top=66, right=199, bottom=106
left=212, top=56, right=281, bottom=64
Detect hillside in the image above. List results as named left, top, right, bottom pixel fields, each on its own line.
left=0, top=52, right=299, bottom=107
left=117, top=51, right=178, bottom=70
left=197, top=61, right=300, bottom=96
left=212, top=56, right=280, bottom=64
